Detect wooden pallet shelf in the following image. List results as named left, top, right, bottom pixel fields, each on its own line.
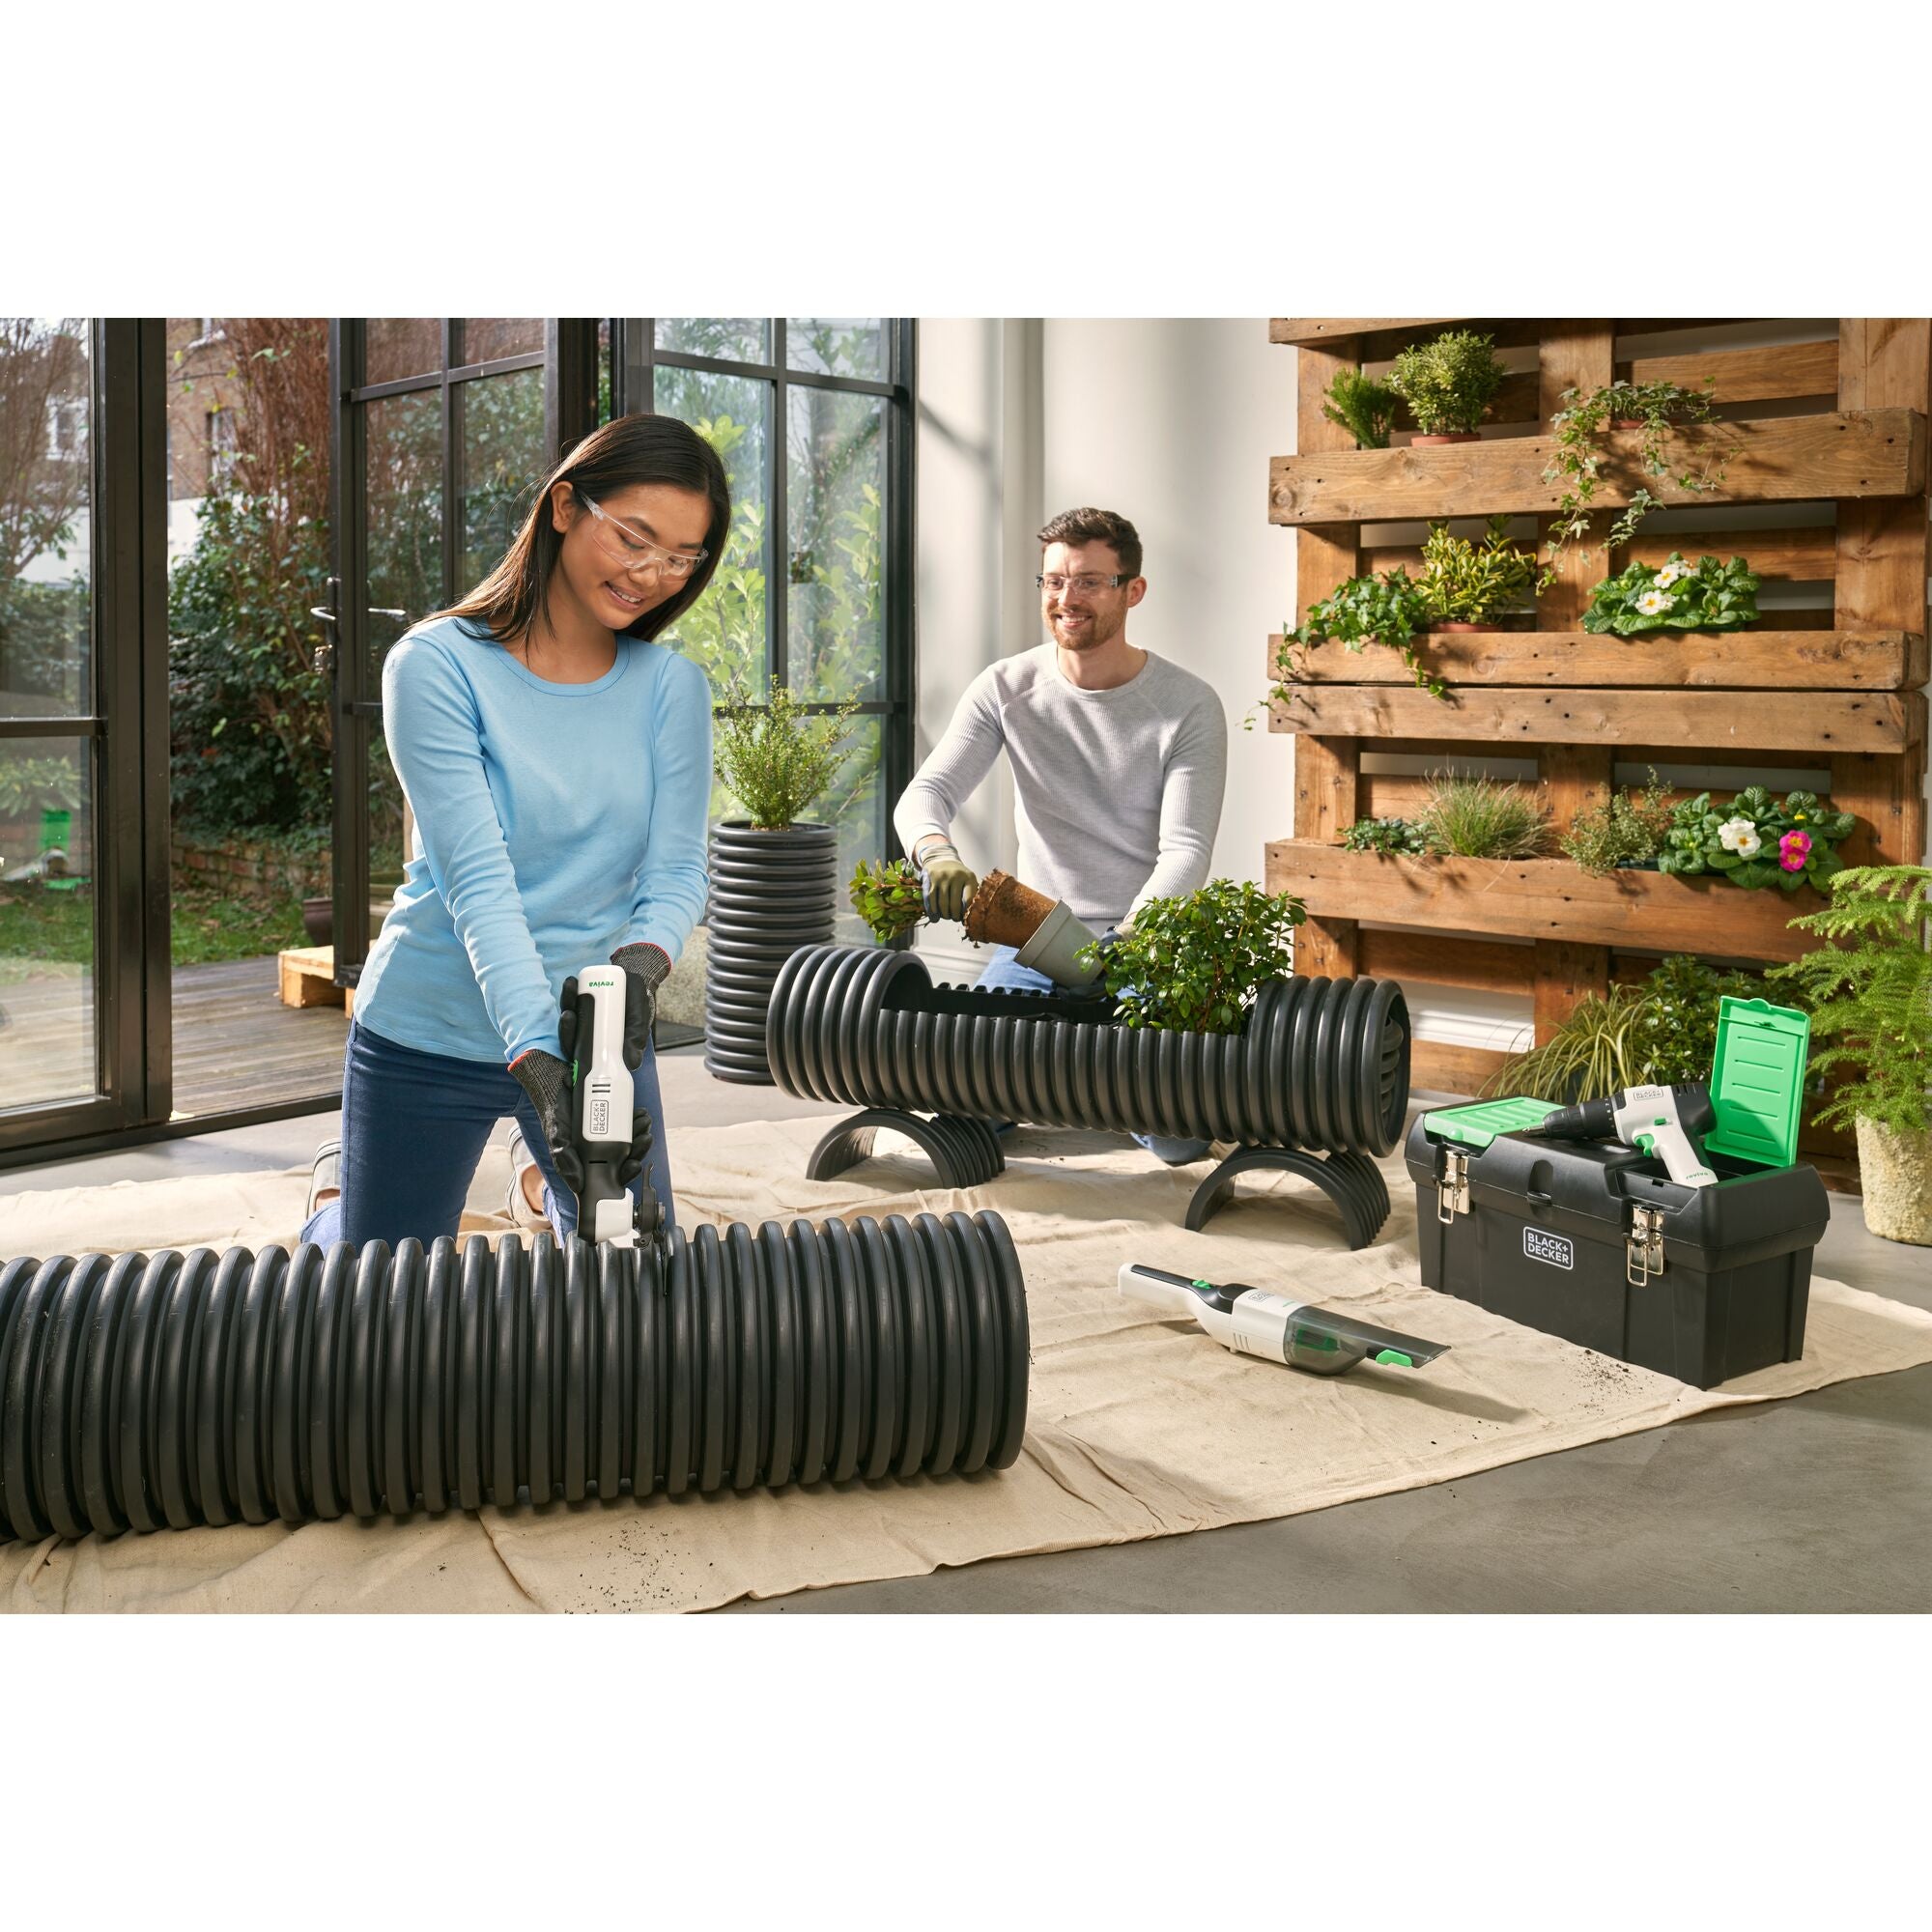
left=1266, top=842, right=1820, bottom=962
left=1269, top=409, right=1924, bottom=525
left=1267, top=317, right=1932, bottom=1144
left=1267, top=629, right=1923, bottom=690
left=1269, top=686, right=1924, bottom=753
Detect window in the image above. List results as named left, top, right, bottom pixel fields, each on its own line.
left=613, top=320, right=914, bottom=914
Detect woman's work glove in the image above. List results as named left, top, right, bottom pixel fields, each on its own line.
left=509, top=1047, right=586, bottom=1198
left=917, top=838, right=979, bottom=922
left=610, top=943, right=668, bottom=1068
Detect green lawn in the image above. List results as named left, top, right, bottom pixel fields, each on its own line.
left=0, top=882, right=308, bottom=970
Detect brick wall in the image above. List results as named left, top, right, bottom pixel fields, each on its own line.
left=171, top=832, right=328, bottom=901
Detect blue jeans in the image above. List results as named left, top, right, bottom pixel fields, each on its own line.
left=974, top=945, right=1212, bottom=1167
left=300, top=1020, right=674, bottom=1249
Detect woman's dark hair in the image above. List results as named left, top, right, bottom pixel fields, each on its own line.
left=444, top=412, right=731, bottom=648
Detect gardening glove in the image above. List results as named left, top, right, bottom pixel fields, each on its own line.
left=509, top=1047, right=586, bottom=1202
left=917, top=838, right=979, bottom=922
left=611, top=943, right=668, bottom=1067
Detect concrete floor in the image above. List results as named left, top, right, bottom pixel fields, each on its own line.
left=6, top=1046, right=1928, bottom=1613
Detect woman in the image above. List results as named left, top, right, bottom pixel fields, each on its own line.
left=303, top=412, right=725, bottom=1250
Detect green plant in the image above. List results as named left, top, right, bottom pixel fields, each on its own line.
left=0, top=753, right=84, bottom=818
left=1485, top=954, right=1780, bottom=1102
left=1387, top=329, right=1507, bottom=437
left=1541, top=379, right=1733, bottom=584
left=1417, top=773, right=1550, bottom=860
left=1341, top=815, right=1427, bottom=856
left=1321, top=366, right=1402, bottom=449
left=1583, top=552, right=1760, bottom=637
left=1415, top=517, right=1538, bottom=624
left=1658, top=785, right=1856, bottom=893
left=1772, top=865, right=1932, bottom=1134
left=848, top=856, right=925, bottom=942
left=1276, top=569, right=1444, bottom=698
left=1075, top=878, right=1304, bottom=1034
left=1559, top=770, right=1674, bottom=876
left=712, top=673, right=861, bottom=829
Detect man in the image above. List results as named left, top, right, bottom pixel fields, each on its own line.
left=894, top=506, right=1228, bottom=1164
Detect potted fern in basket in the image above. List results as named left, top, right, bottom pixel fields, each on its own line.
left=704, top=674, right=861, bottom=1083
left=1772, top=866, right=1932, bottom=1245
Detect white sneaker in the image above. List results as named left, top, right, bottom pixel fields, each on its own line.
left=505, top=1124, right=549, bottom=1229
left=306, top=1139, right=342, bottom=1220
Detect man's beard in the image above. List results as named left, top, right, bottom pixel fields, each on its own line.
left=1049, top=606, right=1122, bottom=651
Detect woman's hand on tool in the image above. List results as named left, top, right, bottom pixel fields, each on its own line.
left=509, top=1047, right=586, bottom=1195
left=610, top=943, right=667, bottom=1069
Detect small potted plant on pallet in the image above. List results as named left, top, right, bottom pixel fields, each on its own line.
left=1773, top=865, right=1932, bottom=1244
left=1415, top=517, right=1538, bottom=632
left=1320, top=366, right=1403, bottom=449
left=1387, top=329, right=1509, bottom=443
left=1341, top=816, right=1429, bottom=857
left=1414, top=773, right=1551, bottom=860
left=1658, top=785, right=1856, bottom=894
left=1583, top=553, right=1761, bottom=636
left=1558, top=770, right=1674, bottom=876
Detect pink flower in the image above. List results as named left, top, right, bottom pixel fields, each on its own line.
left=1778, top=829, right=1812, bottom=871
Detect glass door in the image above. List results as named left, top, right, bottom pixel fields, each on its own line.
left=0, top=318, right=167, bottom=1156
left=323, top=321, right=552, bottom=984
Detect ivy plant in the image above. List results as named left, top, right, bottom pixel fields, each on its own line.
left=1275, top=569, right=1444, bottom=699
left=1583, top=553, right=1760, bottom=636
left=1075, top=879, right=1304, bottom=1034
left=1658, top=785, right=1857, bottom=893
left=1541, top=378, right=1733, bottom=585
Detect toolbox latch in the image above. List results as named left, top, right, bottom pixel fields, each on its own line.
left=1437, top=1147, right=1470, bottom=1224
left=1627, top=1204, right=1666, bottom=1288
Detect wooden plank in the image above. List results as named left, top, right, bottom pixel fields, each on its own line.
left=1264, top=841, right=1823, bottom=962
left=1535, top=936, right=1609, bottom=1043
left=1358, top=927, right=1537, bottom=994
left=1834, top=320, right=1931, bottom=866
left=1409, top=1038, right=1514, bottom=1097
left=1269, top=409, right=1926, bottom=525
left=1358, top=526, right=1838, bottom=582
left=1267, top=628, right=1916, bottom=690
left=1625, top=339, right=1838, bottom=405
left=1270, top=685, right=1917, bottom=753
left=1271, top=319, right=1458, bottom=346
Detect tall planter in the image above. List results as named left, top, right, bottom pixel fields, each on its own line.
left=703, top=820, right=838, bottom=1085
left=1855, top=1118, right=1932, bottom=1245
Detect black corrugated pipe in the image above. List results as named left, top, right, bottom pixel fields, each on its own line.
left=766, top=947, right=1411, bottom=1244
left=0, top=1210, right=1029, bottom=1544
left=704, top=821, right=839, bottom=1085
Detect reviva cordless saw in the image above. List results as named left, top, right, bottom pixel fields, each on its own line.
left=562, top=964, right=663, bottom=1248
left=1538, top=1081, right=1719, bottom=1188
left=1117, top=1264, right=1450, bottom=1376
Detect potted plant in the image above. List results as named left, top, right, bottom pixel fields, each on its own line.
left=1415, top=517, right=1538, bottom=630
left=1387, top=329, right=1508, bottom=442
left=1658, top=785, right=1857, bottom=894
left=1583, top=553, right=1760, bottom=637
left=1073, top=878, right=1304, bottom=1033
left=848, top=856, right=926, bottom=943
left=705, top=673, right=861, bottom=1084
left=1772, top=866, right=1932, bottom=1243
left=1541, top=378, right=1735, bottom=584
left=1416, top=773, right=1551, bottom=860
left=1320, top=366, right=1402, bottom=449
left=1341, top=815, right=1428, bottom=856
left=1558, top=770, right=1674, bottom=877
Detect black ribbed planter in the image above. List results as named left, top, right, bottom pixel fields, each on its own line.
left=766, top=945, right=1412, bottom=1244
left=0, top=1209, right=1030, bottom=1542
left=704, top=820, right=838, bottom=1085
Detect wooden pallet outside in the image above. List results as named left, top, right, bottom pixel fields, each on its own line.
left=278, top=944, right=355, bottom=1016
left=1266, top=320, right=1932, bottom=1155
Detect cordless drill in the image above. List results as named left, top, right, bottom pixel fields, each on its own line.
left=562, top=965, right=662, bottom=1247
left=1539, top=1082, right=1719, bottom=1188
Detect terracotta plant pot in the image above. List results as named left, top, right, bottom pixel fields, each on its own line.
left=1411, top=432, right=1482, bottom=444
left=962, top=868, right=1056, bottom=949
left=1432, top=621, right=1491, bottom=633
left=1855, top=1117, right=1932, bottom=1245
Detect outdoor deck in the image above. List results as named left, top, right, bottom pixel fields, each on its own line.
left=2, top=956, right=350, bottom=1122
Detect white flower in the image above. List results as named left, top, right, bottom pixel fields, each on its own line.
left=1635, top=588, right=1673, bottom=615
left=1655, top=561, right=1686, bottom=586
left=1719, top=816, right=1762, bottom=858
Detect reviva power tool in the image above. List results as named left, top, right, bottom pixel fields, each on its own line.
left=1117, top=1264, right=1450, bottom=1375
left=563, top=964, right=663, bottom=1247
left=1539, top=1081, right=1719, bottom=1189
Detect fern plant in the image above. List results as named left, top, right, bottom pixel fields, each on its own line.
left=1771, top=865, right=1932, bottom=1134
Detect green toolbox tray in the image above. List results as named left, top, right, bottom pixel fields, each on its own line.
left=1418, top=1094, right=1553, bottom=1151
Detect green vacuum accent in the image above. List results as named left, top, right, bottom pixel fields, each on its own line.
left=1704, top=996, right=1809, bottom=1171
left=1420, top=1094, right=1553, bottom=1151
left=1374, top=1350, right=1415, bottom=1368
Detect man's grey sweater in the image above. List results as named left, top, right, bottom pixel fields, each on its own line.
left=894, top=644, right=1228, bottom=930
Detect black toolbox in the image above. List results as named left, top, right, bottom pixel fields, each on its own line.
left=1402, top=1001, right=1829, bottom=1388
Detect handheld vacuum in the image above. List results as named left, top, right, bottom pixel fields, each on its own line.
left=1117, top=1264, right=1450, bottom=1376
